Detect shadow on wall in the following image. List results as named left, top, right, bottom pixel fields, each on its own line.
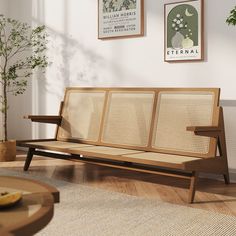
left=30, top=0, right=108, bottom=138
left=34, top=0, right=110, bottom=95
left=34, top=27, right=108, bottom=138
left=45, top=27, right=106, bottom=95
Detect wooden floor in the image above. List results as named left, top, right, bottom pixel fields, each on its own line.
left=1, top=152, right=236, bottom=216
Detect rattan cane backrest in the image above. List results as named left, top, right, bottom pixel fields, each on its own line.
left=151, top=89, right=220, bottom=157
left=57, top=88, right=219, bottom=156
left=57, top=88, right=106, bottom=142
left=101, top=91, right=155, bottom=148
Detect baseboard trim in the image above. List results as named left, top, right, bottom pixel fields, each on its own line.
left=229, top=168, right=236, bottom=183
left=200, top=169, right=236, bottom=183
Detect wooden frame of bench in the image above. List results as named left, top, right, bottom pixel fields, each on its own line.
left=17, top=88, right=230, bottom=204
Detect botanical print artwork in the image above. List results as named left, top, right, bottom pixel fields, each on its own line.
left=103, top=0, right=137, bottom=13
left=98, top=0, right=143, bottom=39
left=165, top=0, right=203, bottom=62
left=167, top=5, right=198, bottom=50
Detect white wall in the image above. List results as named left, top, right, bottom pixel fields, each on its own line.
left=0, top=0, right=8, bottom=15
left=3, top=0, right=236, bottom=171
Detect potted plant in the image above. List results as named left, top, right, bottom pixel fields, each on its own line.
left=226, top=6, right=236, bottom=26
left=0, top=15, right=48, bottom=161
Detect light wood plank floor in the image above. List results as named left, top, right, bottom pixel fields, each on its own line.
left=1, top=152, right=236, bottom=216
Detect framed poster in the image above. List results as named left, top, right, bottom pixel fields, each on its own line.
left=164, top=0, right=204, bottom=62
left=98, top=0, right=144, bottom=39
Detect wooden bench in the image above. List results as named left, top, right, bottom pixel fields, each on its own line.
left=17, top=88, right=230, bottom=203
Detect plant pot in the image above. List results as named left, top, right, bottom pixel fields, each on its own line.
left=0, top=140, right=16, bottom=162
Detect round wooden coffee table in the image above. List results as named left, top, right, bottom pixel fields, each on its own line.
left=0, top=176, right=59, bottom=236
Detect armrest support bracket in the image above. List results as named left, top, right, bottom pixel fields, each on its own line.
left=186, top=126, right=221, bottom=138
left=24, top=115, right=62, bottom=125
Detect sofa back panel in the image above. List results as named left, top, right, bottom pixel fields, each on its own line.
left=101, top=91, right=155, bottom=148
left=152, top=90, right=219, bottom=157
left=57, top=89, right=106, bottom=142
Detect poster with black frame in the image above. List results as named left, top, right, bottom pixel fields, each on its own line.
left=164, top=0, right=204, bottom=62
left=98, top=0, right=144, bottom=39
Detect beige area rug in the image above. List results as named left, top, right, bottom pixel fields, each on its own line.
left=1, top=168, right=236, bottom=236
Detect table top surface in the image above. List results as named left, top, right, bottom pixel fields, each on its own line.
left=0, top=176, right=59, bottom=236
left=0, top=176, right=59, bottom=203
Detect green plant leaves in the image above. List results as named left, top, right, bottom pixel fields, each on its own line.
left=0, top=14, right=49, bottom=141
left=226, top=6, right=236, bottom=26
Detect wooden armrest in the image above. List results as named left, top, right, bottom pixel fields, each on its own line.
left=187, top=126, right=221, bottom=138
left=24, top=115, right=62, bottom=125
left=186, top=126, right=221, bottom=132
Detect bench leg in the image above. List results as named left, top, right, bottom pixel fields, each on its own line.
left=188, top=171, right=198, bottom=204
left=223, top=172, right=230, bottom=185
left=24, top=148, right=35, bottom=171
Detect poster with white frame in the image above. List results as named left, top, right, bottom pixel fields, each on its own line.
left=164, top=0, right=204, bottom=62
left=98, top=0, right=144, bottom=39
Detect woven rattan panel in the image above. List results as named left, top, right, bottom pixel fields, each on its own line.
left=101, top=92, right=155, bottom=147
left=58, top=90, right=106, bottom=142
left=152, top=91, right=216, bottom=155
